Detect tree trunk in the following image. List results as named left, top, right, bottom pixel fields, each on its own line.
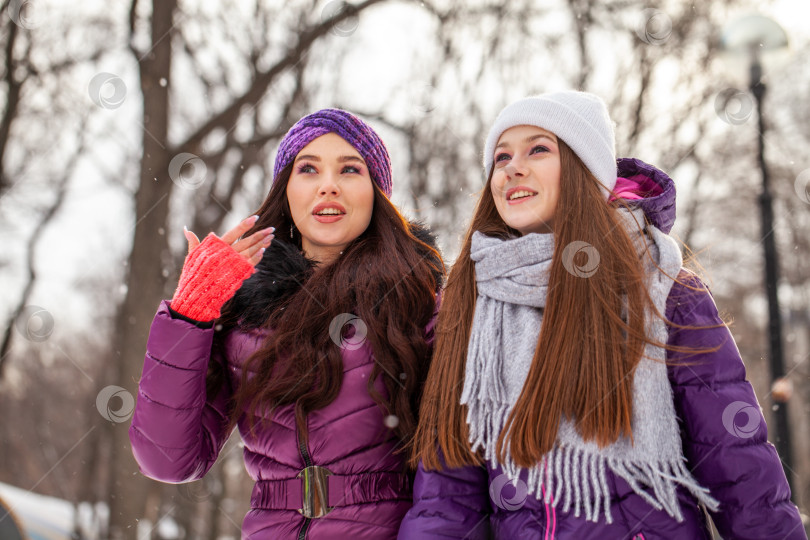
left=107, top=1, right=177, bottom=537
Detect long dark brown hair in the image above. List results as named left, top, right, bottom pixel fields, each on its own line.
left=412, top=141, right=717, bottom=470
left=213, top=164, right=443, bottom=447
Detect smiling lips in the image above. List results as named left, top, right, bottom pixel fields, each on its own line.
left=312, top=202, right=346, bottom=223
left=505, top=186, right=538, bottom=205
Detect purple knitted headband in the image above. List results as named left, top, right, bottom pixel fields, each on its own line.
left=273, top=108, right=393, bottom=197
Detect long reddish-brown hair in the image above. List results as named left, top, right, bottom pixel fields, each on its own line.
left=212, top=164, right=443, bottom=447
left=412, top=141, right=710, bottom=470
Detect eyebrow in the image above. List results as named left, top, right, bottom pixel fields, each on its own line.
left=494, top=133, right=557, bottom=150
left=293, top=154, right=366, bottom=164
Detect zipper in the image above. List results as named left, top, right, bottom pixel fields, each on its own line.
left=297, top=417, right=313, bottom=540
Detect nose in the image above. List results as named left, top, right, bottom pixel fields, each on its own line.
left=504, top=159, right=527, bottom=179
left=318, top=173, right=341, bottom=196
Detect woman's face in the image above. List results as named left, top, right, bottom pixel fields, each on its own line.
left=286, top=132, right=375, bottom=263
left=490, top=125, right=561, bottom=235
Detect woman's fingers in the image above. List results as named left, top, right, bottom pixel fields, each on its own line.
left=247, top=245, right=267, bottom=266
left=221, top=215, right=260, bottom=245
left=187, top=215, right=272, bottom=265
left=183, top=226, right=201, bottom=255
left=240, top=233, right=274, bottom=261
left=232, top=226, right=275, bottom=254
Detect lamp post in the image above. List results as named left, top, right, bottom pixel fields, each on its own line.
left=720, top=14, right=794, bottom=495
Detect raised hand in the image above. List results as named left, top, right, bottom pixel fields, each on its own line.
left=171, top=215, right=276, bottom=322
left=184, top=215, right=275, bottom=266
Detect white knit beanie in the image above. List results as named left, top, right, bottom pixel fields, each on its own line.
left=482, top=91, right=617, bottom=196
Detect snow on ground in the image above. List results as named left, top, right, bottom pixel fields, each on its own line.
left=0, top=481, right=91, bottom=540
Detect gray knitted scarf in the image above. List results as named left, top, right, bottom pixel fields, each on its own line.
left=461, top=207, right=719, bottom=523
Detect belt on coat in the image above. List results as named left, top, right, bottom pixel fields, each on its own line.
left=251, top=468, right=411, bottom=518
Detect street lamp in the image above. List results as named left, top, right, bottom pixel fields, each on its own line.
left=720, top=15, right=794, bottom=494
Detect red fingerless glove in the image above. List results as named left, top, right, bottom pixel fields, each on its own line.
left=170, top=233, right=256, bottom=322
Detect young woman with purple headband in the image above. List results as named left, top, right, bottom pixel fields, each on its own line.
left=129, top=109, right=443, bottom=538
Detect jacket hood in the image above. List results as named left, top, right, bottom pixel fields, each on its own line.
left=615, top=157, right=676, bottom=234
left=223, top=220, right=442, bottom=330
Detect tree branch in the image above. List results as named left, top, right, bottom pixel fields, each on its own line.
left=0, top=18, right=24, bottom=196
left=173, top=0, right=388, bottom=155
left=0, top=117, right=89, bottom=379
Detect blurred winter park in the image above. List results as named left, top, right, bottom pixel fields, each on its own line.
left=1, top=0, right=810, bottom=537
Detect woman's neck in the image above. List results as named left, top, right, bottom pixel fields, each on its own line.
left=301, top=240, right=343, bottom=265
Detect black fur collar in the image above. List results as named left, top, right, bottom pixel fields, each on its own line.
left=226, top=221, right=442, bottom=330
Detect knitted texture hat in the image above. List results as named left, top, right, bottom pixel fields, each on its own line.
left=483, top=91, right=617, bottom=196
left=273, top=108, right=393, bottom=197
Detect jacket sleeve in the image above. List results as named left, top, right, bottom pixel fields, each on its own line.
left=398, top=456, right=491, bottom=540
left=128, top=300, right=233, bottom=483
left=666, top=272, right=806, bottom=539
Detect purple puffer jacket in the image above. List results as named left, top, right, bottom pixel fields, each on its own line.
left=398, top=159, right=807, bottom=540
left=130, top=226, right=441, bottom=539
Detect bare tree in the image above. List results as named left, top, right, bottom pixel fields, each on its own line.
left=1, top=0, right=807, bottom=536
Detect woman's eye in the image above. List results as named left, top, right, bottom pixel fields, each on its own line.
left=342, top=165, right=360, bottom=174
left=298, top=164, right=316, bottom=174
left=530, top=145, right=549, bottom=155
left=494, top=152, right=511, bottom=163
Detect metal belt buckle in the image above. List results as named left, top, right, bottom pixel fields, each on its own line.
left=297, top=466, right=333, bottom=518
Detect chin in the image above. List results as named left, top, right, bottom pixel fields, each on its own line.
left=505, top=220, right=552, bottom=235
left=310, top=236, right=346, bottom=248
left=311, top=230, right=355, bottom=247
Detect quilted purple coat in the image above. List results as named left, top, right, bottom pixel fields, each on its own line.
left=130, top=226, right=441, bottom=539
left=398, top=159, right=807, bottom=540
